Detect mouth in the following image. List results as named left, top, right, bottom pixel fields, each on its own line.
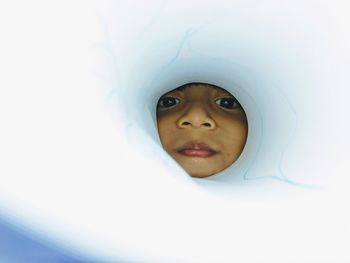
left=176, top=142, right=218, bottom=158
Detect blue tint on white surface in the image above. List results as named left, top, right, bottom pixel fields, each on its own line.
left=0, top=218, right=83, bottom=263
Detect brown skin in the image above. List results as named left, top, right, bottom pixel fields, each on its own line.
left=156, top=83, right=248, bottom=178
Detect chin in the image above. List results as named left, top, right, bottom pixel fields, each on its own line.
left=189, top=174, right=212, bottom=178
left=187, top=170, right=218, bottom=178
left=179, top=160, right=225, bottom=178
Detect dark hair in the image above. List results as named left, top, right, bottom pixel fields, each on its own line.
left=175, top=82, right=223, bottom=92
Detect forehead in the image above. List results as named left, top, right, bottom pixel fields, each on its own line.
left=166, top=83, right=231, bottom=97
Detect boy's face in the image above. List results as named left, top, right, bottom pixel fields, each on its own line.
left=156, top=83, right=248, bottom=178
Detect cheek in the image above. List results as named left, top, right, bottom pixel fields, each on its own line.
left=220, top=119, right=248, bottom=150
left=157, top=114, right=177, bottom=143
left=230, top=121, right=248, bottom=140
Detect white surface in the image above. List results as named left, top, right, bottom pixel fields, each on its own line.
left=0, top=0, right=349, bottom=262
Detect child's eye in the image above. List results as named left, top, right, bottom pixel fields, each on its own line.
left=158, top=97, right=180, bottom=108
left=215, top=97, right=240, bottom=109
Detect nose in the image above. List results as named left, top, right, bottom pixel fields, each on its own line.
left=176, top=102, right=217, bottom=130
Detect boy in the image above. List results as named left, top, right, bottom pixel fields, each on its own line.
left=157, top=82, right=248, bottom=178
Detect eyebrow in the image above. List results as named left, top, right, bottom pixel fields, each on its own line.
left=174, top=83, right=192, bottom=91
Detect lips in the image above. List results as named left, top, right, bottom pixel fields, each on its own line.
left=177, top=142, right=217, bottom=157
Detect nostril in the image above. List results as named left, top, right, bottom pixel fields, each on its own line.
left=203, top=123, right=211, bottom=127
left=182, top=121, right=191, bottom=126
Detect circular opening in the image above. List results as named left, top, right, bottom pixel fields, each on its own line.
left=156, top=82, right=248, bottom=178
